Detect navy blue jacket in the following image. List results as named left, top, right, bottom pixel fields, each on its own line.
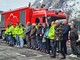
left=63, top=24, right=70, bottom=41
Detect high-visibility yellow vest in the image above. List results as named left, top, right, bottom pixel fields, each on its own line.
left=7, top=25, right=14, bottom=35
left=14, top=26, right=20, bottom=35
left=5, top=28, right=9, bottom=35
left=48, top=24, right=56, bottom=40
left=18, top=27, right=25, bottom=38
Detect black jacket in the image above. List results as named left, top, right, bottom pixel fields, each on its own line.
left=63, top=24, right=70, bottom=40
left=25, top=25, right=32, bottom=35
left=30, top=28, right=36, bottom=39
left=36, top=27, right=42, bottom=37
left=70, top=28, right=78, bottom=41
left=55, top=24, right=63, bottom=40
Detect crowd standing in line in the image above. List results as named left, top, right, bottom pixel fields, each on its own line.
left=4, top=19, right=79, bottom=59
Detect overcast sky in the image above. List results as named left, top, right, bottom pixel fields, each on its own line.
left=0, top=0, right=35, bottom=11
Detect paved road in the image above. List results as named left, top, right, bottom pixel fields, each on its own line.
left=0, top=39, right=80, bottom=60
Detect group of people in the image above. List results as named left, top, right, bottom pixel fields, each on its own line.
left=4, top=19, right=79, bottom=59
left=5, top=23, right=25, bottom=48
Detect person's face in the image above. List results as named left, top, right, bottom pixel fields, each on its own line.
left=32, top=25, right=35, bottom=28
left=39, top=25, right=41, bottom=27
left=70, top=24, right=74, bottom=29
left=27, top=23, right=29, bottom=26
left=16, top=23, right=18, bottom=26
left=27, top=22, right=30, bottom=26
left=42, top=23, right=46, bottom=27
left=27, top=23, right=30, bottom=26
left=16, top=22, right=19, bottom=26
left=55, top=21, right=60, bottom=26
left=38, top=23, right=41, bottom=26
left=38, top=24, right=42, bottom=27
left=63, top=20, right=68, bottom=24
left=20, top=25, right=23, bottom=28
left=51, top=21, right=55, bottom=25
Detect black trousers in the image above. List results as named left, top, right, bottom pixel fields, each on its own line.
left=61, top=40, right=67, bottom=54
left=61, top=40, right=66, bottom=57
left=71, top=41, right=77, bottom=55
left=56, top=40, right=66, bottom=57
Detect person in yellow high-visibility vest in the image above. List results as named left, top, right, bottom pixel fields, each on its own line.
left=8, top=24, right=14, bottom=46
left=48, top=21, right=56, bottom=58
left=14, top=22, right=20, bottom=47
left=18, top=24, right=25, bottom=48
left=11, top=26, right=17, bottom=45
left=5, top=25, right=10, bottom=44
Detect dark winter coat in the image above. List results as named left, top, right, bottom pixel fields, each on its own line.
left=70, top=28, right=78, bottom=41
left=63, top=24, right=70, bottom=41
left=25, top=25, right=32, bottom=35
left=30, top=28, right=36, bottom=39
left=55, top=24, right=63, bottom=40
left=36, top=27, right=42, bottom=37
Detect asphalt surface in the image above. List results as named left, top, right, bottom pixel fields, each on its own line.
left=0, top=39, right=80, bottom=60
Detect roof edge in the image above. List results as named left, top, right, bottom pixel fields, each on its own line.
left=1, top=6, right=30, bottom=14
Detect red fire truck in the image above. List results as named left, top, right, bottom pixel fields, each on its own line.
left=0, top=7, right=66, bottom=39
